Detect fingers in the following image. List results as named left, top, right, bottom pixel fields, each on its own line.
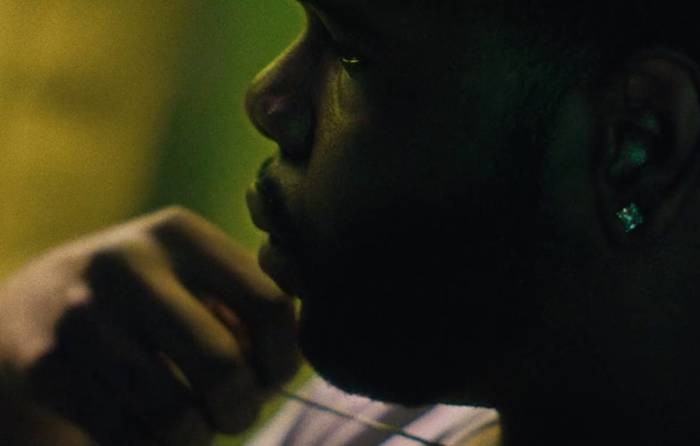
left=150, top=207, right=284, bottom=303
left=74, top=307, right=213, bottom=446
left=150, top=208, right=301, bottom=388
left=31, top=302, right=217, bottom=446
left=3, top=206, right=294, bottom=443
left=27, top=312, right=162, bottom=445
left=40, top=206, right=299, bottom=438
left=85, top=241, right=263, bottom=434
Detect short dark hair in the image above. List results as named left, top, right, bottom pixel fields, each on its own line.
left=428, top=0, right=700, bottom=189
left=500, top=1, right=700, bottom=82
left=471, top=0, right=700, bottom=169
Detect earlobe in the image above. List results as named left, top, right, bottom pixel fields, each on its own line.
left=596, top=49, right=700, bottom=245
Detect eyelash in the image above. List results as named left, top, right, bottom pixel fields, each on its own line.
left=329, top=39, right=365, bottom=69
left=303, top=7, right=368, bottom=73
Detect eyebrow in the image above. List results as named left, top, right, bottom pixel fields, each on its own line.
left=298, top=0, right=382, bottom=41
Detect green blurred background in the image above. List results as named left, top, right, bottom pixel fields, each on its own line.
left=0, top=1, right=308, bottom=444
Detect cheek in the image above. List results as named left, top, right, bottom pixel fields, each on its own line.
left=303, top=66, right=406, bottom=241
left=304, top=117, right=462, bottom=231
left=300, top=56, right=500, bottom=248
left=303, top=128, right=397, bottom=246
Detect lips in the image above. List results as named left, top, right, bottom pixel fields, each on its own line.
left=246, top=162, right=302, bottom=293
left=246, top=179, right=297, bottom=246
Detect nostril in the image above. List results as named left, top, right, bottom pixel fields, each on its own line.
left=264, top=96, right=287, bottom=117
left=252, top=95, right=313, bottom=160
left=245, top=88, right=274, bottom=140
left=279, top=105, right=313, bottom=160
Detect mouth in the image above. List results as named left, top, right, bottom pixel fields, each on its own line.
left=246, top=160, right=303, bottom=294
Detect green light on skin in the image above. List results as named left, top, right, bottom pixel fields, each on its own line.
left=639, top=112, right=661, bottom=134
left=626, top=144, right=649, bottom=167
left=609, top=140, right=649, bottom=178
left=608, top=111, right=660, bottom=178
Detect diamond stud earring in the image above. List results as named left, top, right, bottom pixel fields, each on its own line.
left=616, top=203, right=644, bottom=233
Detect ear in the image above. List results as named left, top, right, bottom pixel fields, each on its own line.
left=595, top=48, right=700, bottom=246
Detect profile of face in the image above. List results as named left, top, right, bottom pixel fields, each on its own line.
left=245, top=0, right=700, bottom=408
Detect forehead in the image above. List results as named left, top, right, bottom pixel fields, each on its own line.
left=301, top=0, right=491, bottom=16
left=300, top=0, right=495, bottom=35
left=301, top=0, right=485, bottom=47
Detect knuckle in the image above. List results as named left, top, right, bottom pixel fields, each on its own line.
left=83, top=239, right=164, bottom=294
left=148, top=207, right=212, bottom=254
left=206, top=337, right=243, bottom=374
left=157, top=205, right=193, bottom=221
left=152, top=206, right=202, bottom=235
left=85, top=247, right=131, bottom=276
left=85, top=247, right=128, bottom=275
left=97, top=236, right=166, bottom=270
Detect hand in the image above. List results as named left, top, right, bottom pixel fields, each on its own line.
left=0, top=207, right=300, bottom=445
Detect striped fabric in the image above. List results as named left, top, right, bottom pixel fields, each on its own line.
left=247, top=376, right=499, bottom=446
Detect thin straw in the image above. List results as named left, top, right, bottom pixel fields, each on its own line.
left=277, top=387, right=446, bottom=446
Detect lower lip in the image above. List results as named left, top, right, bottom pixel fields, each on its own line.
left=258, top=237, right=301, bottom=295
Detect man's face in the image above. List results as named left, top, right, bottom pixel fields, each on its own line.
left=246, top=0, right=561, bottom=405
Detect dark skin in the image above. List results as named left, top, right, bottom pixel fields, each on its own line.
left=245, top=0, right=700, bottom=445
left=2, top=1, right=700, bottom=445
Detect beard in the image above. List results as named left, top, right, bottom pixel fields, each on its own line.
left=292, top=92, right=563, bottom=405
left=294, top=196, right=542, bottom=407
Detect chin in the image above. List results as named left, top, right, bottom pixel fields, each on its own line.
left=297, top=306, right=453, bottom=406
left=294, top=273, right=480, bottom=406
left=292, top=203, right=540, bottom=406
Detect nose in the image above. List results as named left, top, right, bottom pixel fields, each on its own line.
left=245, top=40, right=314, bottom=161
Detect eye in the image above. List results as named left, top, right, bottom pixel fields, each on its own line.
left=329, top=39, right=367, bottom=72
left=331, top=41, right=363, bottom=65
left=302, top=6, right=369, bottom=73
